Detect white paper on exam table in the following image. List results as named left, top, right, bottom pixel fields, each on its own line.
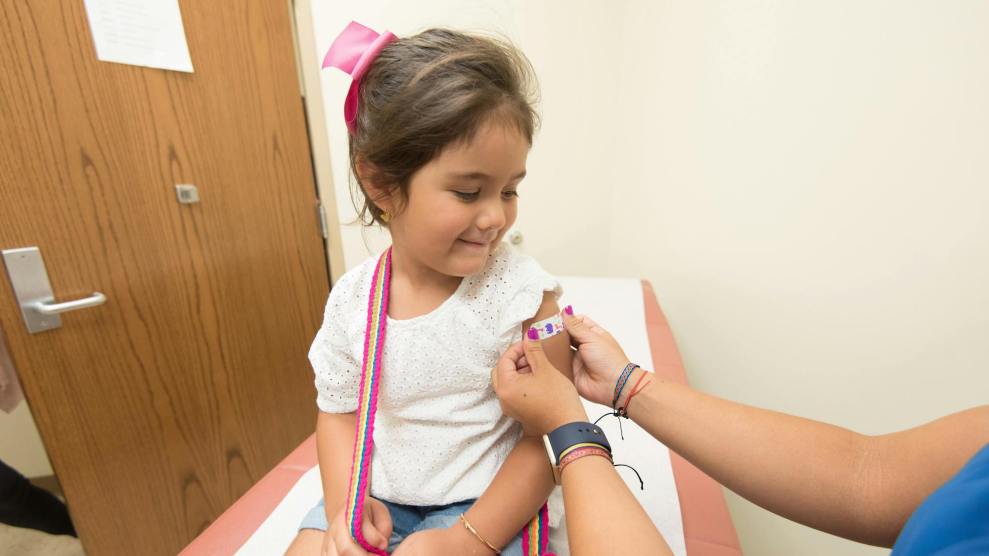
left=236, top=277, right=686, bottom=556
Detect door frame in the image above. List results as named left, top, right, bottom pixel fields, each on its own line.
left=291, top=0, right=347, bottom=284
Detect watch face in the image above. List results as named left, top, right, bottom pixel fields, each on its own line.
left=543, top=434, right=558, bottom=463
left=542, top=435, right=562, bottom=485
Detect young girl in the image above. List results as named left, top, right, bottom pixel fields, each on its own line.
left=286, top=22, right=572, bottom=556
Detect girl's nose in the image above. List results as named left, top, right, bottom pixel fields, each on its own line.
left=477, top=199, right=505, bottom=232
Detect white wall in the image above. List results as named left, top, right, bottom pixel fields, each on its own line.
left=309, top=3, right=989, bottom=555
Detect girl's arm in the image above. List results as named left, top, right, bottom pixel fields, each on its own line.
left=317, top=411, right=392, bottom=554
left=453, top=293, right=574, bottom=554
left=316, top=411, right=357, bottom=520
left=466, top=293, right=574, bottom=551
left=395, top=294, right=572, bottom=555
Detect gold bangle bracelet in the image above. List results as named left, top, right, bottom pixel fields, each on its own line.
left=459, top=513, right=501, bottom=554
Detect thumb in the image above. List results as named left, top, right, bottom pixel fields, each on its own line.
left=523, top=330, right=552, bottom=373
left=562, top=309, right=596, bottom=345
left=564, top=310, right=610, bottom=345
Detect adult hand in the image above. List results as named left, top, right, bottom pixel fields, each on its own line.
left=323, top=497, right=393, bottom=555
left=492, top=334, right=587, bottom=436
left=562, top=310, right=634, bottom=407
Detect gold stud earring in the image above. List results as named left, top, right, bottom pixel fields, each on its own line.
left=380, top=211, right=390, bottom=224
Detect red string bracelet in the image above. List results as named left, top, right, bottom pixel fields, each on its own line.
left=619, top=375, right=652, bottom=417
left=617, top=371, right=647, bottom=415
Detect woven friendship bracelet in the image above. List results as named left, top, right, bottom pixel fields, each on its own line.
left=611, top=363, right=638, bottom=409
left=559, top=446, right=613, bottom=476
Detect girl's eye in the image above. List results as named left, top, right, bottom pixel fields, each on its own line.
left=502, top=190, right=520, bottom=200
left=453, top=190, right=480, bottom=201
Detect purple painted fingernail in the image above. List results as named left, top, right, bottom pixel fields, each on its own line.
left=527, top=327, right=539, bottom=340
left=564, top=305, right=574, bottom=316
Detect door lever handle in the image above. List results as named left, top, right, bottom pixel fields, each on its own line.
left=2, top=246, right=108, bottom=333
left=31, top=292, right=107, bottom=316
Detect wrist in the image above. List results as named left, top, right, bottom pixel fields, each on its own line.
left=622, top=371, right=657, bottom=421
left=545, top=403, right=588, bottom=433
left=453, top=513, right=499, bottom=555
left=615, top=367, right=647, bottom=410
left=609, top=362, right=638, bottom=409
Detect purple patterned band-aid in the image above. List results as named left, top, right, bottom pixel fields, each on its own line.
left=531, top=313, right=566, bottom=340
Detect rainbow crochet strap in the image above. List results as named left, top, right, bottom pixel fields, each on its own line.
left=345, top=248, right=553, bottom=554
left=522, top=503, right=552, bottom=555
left=345, top=249, right=391, bottom=555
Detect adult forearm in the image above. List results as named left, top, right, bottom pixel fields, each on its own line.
left=626, top=372, right=885, bottom=544
left=561, top=454, right=671, bottom=555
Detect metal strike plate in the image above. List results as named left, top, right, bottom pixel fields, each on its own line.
left=175, top=184, right=200, bottom=204
left=2, top=247, right=107, bottom=334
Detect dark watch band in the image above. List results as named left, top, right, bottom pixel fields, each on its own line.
left=547, top=421, right=611, bottom=464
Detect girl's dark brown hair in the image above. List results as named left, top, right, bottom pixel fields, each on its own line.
left=348, top=28, right=539, bottom=225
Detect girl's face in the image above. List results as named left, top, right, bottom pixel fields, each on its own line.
left=386, top=120, right=529, bottom=278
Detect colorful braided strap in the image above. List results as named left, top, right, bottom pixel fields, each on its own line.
left=521, top=503, right=553, bottom=556
left=346, top=248, right=553, bottom=554
left=345, top=249, right=392, bottom=555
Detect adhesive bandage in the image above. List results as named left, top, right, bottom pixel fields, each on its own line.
left=530, top=313, right=565, bottom=340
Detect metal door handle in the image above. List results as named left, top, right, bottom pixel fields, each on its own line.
left=2, top=246, right=108, bottom=334
left=31, top=292, right=107, bottom=316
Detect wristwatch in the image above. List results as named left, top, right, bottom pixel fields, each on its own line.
left=542, top=421, right=612, bottom=485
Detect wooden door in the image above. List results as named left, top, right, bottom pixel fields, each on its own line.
left=0, top=2, right=329, bottom=554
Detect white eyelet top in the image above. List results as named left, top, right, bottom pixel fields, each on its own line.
left=309, top=242, right=561, bottom=505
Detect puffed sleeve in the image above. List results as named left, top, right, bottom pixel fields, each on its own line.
left=309, top=271, right=362, bottom=413
left=494, top=247, right=562, bottom=348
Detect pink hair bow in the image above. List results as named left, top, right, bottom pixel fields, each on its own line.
left=322, top=21, right=397, bottom=134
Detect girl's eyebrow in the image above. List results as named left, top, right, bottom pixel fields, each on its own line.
left=446, top=170, right=527, bottom=181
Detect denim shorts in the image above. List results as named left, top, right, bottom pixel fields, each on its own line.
left=299, top=497, right=525, bottom=555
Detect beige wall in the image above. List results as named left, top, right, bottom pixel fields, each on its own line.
left=309, top=0, right=625, bottom=273
left=0, top=403, right=54, bottom=477
left=312, top=2, right=989, bottom=555
left=4, top=4, right=984, bottom=551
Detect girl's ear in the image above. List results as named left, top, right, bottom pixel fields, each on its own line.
left=356, top=158, right=396, bottom=215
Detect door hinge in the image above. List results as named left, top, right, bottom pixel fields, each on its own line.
left=316, top=202, right=328, bottom=239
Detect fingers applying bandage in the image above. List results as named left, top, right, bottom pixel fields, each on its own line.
left=494, top=332, right=586, bottom=434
